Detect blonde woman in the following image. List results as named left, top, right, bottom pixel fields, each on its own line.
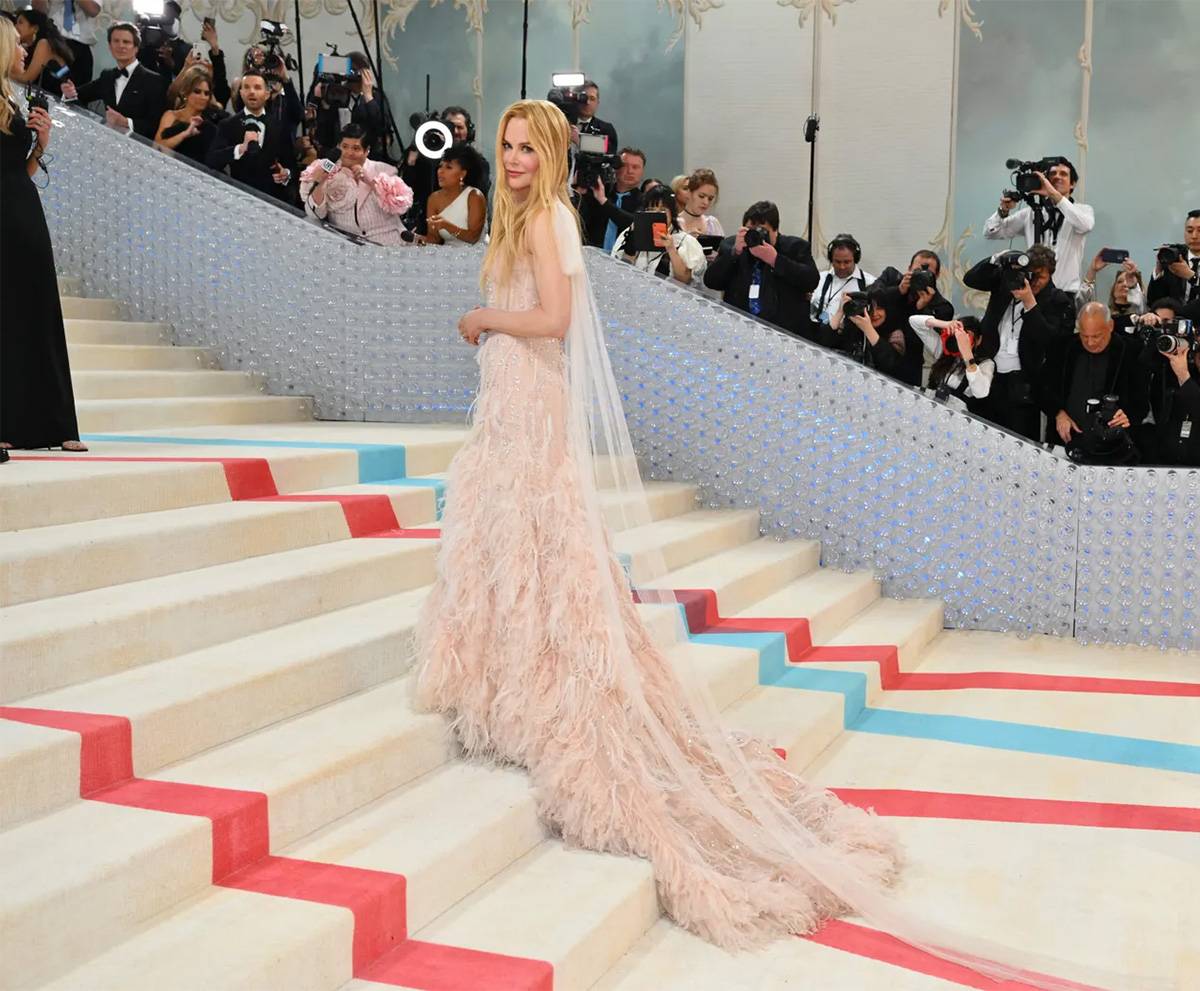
left=678, top=167, right=724, bottom=238
left=1, top=20, right=85, bottom=454
left=670, top=172, right=689, bottom=214
left=415, top=97, right=906, bottom=959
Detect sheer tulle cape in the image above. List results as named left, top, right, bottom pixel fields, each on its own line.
left=420, top=199, right=1163, bottom=991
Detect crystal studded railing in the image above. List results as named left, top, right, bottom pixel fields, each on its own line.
left=40, top=102, right=1200, bottom=650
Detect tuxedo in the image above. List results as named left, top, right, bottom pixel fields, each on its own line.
left=206, top=111, right=298, bottom=204
left=72, top=61, right=167, bottom=139
left=578, top=116, right=618, bottom=155
left=1147, top=252, right=1200, bottom=307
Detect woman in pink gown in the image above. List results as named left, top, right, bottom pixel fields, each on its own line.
left=414, top=101, right=1119, bottom=991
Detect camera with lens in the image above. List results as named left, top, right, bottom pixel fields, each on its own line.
left=843, top=291, right=870, bottom=319
left=1004, top=157, right=1056, bottom=200
left=1153, top=318, right=1196, bottom=356
left=1157, top=243, right=1189, bottom=268
left=547, top=85, right=589, bottom=125
left=315, top=48, right=358, bottom=110
left=137, top=11, right=178, bottom=50
left=994, top=248, right=1032, bottom=291
left=409, top=110, right=451, bottom=157
left=575, top=150, right=620, bottom=192
left=1065, top=393, right=1139, bottom=465
left=258, top=20, right=298, bottom=73
left=744, top=226, right=770, bottom=250
left=907, top=267, right=937, bottom=297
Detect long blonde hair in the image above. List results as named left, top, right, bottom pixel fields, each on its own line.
left=481, top=99, right=576, bottom=288
left=0, top=19, right=19, bottom=136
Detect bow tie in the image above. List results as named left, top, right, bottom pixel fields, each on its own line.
left=244, top=114, right=265, bottom=123
left=116, top=67, right=129, bottom=78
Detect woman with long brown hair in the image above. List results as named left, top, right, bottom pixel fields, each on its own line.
left=1, top=19, right=85, bottom=455
left=154, top=65, right=225, bottom=163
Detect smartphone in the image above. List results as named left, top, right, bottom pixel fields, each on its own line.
left=1100, top=248, right=1130, bottom=264
left=652, top=221, right=668, bottom=244
left=203, top=16, right=215, bottom=29
left=191, top=43, right=208, bottom=62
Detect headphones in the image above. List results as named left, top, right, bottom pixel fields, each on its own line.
left=442, top=106, right=475, bottom=144
left=827, top=233, right=861, bottom=264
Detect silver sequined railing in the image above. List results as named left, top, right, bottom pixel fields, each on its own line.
left=40, top=103, right=1200, bottom=651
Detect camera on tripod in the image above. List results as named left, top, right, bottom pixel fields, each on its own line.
left=994, top=249, right=1032, bottom=291
left=315, top=47, right=358, bottom=110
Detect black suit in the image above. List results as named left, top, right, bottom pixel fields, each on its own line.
left=1147, top=259, right=1200, bottom=307
left=818, top=288, right=924, bottom=386
left=963, top=256, right=1076, bottom=440
left=73, top=63, right=167, bottom=139
left=704, top=233, right=820, bottom=339
left=579, top=185, right=642, bottom=249
left=579, top=116, right=618, bottom=155
left=206, top=113, right=298, bottom=204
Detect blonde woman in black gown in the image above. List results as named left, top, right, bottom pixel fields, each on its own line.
left=0, top=19, right=86, bottom=457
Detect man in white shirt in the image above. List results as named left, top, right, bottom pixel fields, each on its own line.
left=984, top=156, right=1093, bottom=293
left=32, top=0, right=101, bottom=83
left=811, top=233, right=875, bottom=327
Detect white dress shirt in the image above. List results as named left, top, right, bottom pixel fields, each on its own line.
left=811, top=266, right=876, bottom=324
left=113, top=58, right=137, bottom=105
left=48, top=0, right=100, bottom=46
left=990, top=299, right=1028, bottom=375
left=909, top=315, right=995, bottom=405
left=984, top=197, right=1094, bottom=293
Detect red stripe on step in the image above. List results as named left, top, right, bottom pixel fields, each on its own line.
left=371, top=528, right=443, bottom=539
left=363, top=938, right=553, bottom=991
left=262, top=493, right=400, bottom=538
left=220, top=855, right=407, bottom=973
left=806, top=920, right=1099, bottom=991
left=92, top=779, right=270, bottom=879
left=8, top=454, right=278, bottom=500
left=632, top=588, right=815, bottom=656
left=831, top=788, right=1200, bottom=833
left=0, top=706, right=132, bottom=794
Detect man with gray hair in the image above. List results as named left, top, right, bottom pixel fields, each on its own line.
left=1036, top=301, right=1148, bottom=463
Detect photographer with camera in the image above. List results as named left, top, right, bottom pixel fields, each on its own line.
left=704, top=201, right=820, bottom=340
left=612, top=185, right=706, bottom=286
left=441, top=106, right=490, bottom=197
left=206, top=68, right=297, bottom=204
left=577, top=147, right=645, bottom=250
left=824, top=284, right=923, bottom=386
left=1038, top=302, right=1147, bottom=464
left=299, top=123, right=412, bottom=245
left=963, top=244, right=1075, bottom=440
left=897, top=250, right=954, bottom=321
left=61, top=21, right=166, bottom=138
left=30, top=0, right=100, bottom=86
left=985, top=156, right=1094, bottom=291
left=1147, top=210, right=1200, bottom=307
left=909, top=315, right=994, bottom=414
left=307, top=51, right=387, bottom=161
left=811, top=234, right=875, bottom=328
left=576, top=80, right=617, bottom=155
left=1129, top=300, right=1200, bottom=465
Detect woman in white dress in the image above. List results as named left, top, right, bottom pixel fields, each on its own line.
left=425, top=143, right=487, bottom=247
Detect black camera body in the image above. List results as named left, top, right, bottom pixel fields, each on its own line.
left=137, top=13, right=177, bottom=50
left=1066, top=393, right=1139, bottom=466
left=744, top=226, right=770, bottom=250
left=547, top=86, right=589, bottom=124
left=1154, top=318, right=1197, bottom=356
left=843, top=291, right=870, bottom=319
left=908, top=267, right=937, bottom=296
left=994, top=248, right=1032, bottom=291
left=1004, top=157, right=1056, bottom=201
left=258, top=20, right=299, bottom=74
left=1157, top=243, right=1189, bottom=268
left=575, top=151, right=620, bottom=192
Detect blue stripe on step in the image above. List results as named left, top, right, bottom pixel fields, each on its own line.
left=80, top=433, right=406, bottom=483
left=666, top=608, right=1200, bottom=775
left=373, top=477, right=446, bottom=520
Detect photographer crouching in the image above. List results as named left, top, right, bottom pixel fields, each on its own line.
left=1038, top=302, right=1147, bottom=465
left=822, top=284, right=923, bottom=386
left=963, top=244, right=1075, bottom=441
left=703, top=201, right=819, bottom=340
left=299, top=124, right=413, bottom=245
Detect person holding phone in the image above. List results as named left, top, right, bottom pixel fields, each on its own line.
left=1078, top=249, right=1145, bottom=318
left=611, top=185, right=706, bottom=286
left=206, top=68, right=297, bottom=204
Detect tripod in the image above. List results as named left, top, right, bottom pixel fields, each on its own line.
left=804, top=114, right=819, bottom=242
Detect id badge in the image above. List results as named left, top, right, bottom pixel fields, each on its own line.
left=1004, top=331, right=1019, bottom=356
left=1181, top=419, right=1192, bottom=441
left=749, top=283, right=761, bottom=300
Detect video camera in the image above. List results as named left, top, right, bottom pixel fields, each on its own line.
left=547, top=76, right=589, bottom=125
left=315, top=47, right=358, bottom=110
left=137, top=9, right=178, bottom=50
left=258, top=20, right=299, bottom=74
left=575, top=131, right=620, bottom=190
left=994, top=249, right=1032, bottom=291
left=1003, top=157, right=1064, bottom=203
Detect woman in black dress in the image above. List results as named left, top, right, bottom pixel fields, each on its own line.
left=1, top=20, right=86, bottom=455
left=154, top=65, right=226, bottom=165
left=11, top=8, right=72, bottom=95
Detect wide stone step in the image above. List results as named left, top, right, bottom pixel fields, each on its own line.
left=615, top=508, right=762, bottom=582
left=60, top=296, right=126, bottom=320
left=0, top=537, right=440, bottom=703
left=0, top=486, right=433, bottom=607
left=68, top=342, right=218, bottom=371
left=63, top=319, right=167, bottom=345
left=75, top=395, right=314, bottom=432
left=56, top=276, right=81, bottom=296
left=71, top=369, right=265, bottom=400
left=0, top=677, right=453, bottom=989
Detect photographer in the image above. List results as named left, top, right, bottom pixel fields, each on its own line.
left=824, top=284, right=923, bottom=386
left=206, top=68, right=297, bottom=204
left=1038, top=302, right=1147, bottom=464
left=577, top=147, right=645, bottom=250
left=577, top=80, right=617, bottom=155
left=910, top=316, right=994, bottom=415
left=984, top=156, right=1093, bottom=291
left=811, top=234, right=875, bottom=328
left=612, top=185, right=706, bottom=286
left=898, top=250, right=954, bottom=321
left=300, top=124, right=412, bottom=245
left=963, top=244, right=1075, bottom=440
left=135, top=1, right=189, bottom=80
left=704, top=201, right=820, bottom=340
left=1134, top=302, right=1200, bottom=465
left=32, top=0, right=101, bottom=85
left=307, top=52, right=387, bottom=161
left=1146, top=209, right=1200, bottom=307
left=61, top=21, right=166, bottom=138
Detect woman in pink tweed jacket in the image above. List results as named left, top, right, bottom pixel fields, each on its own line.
left=300, top=123, right=414, bottom=246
